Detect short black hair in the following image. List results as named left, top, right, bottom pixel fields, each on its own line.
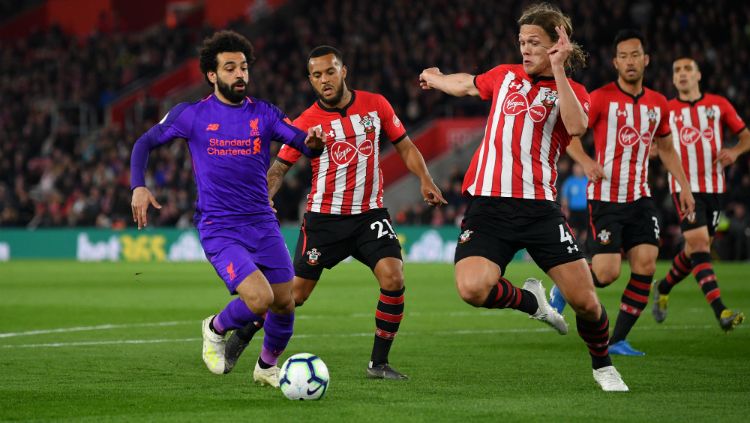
left=308, top=45, right=343, bottom=64
left=613, top=29, right=647, bottom=53
left=198, top=30, right=256, bottom=87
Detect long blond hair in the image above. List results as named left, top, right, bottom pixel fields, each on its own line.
left=517, top=3, right=587, bottom=73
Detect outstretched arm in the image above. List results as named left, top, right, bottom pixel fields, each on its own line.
left=394, top=137, right=447, bottom=206
left=419, top=68, right=479, bottom=97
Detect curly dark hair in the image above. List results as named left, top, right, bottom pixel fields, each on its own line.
left=198, top=30, right=256, bottom=87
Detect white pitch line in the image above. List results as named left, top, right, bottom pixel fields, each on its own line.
left=0, top=311, right=504, bottom=339
left=0, top=321, right=195, bottom=339
left=1, top=324, right=734, bottom=350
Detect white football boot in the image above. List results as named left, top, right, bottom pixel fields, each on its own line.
left=523, top=278, right=569, bottom=335
left=592, top=365, right=629, bottom=392
left=253, top=362, right=281, bottom=388
left=201, top=315, right=227, bottom=374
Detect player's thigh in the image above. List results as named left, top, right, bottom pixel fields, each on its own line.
left=547, top=259, right=600, bottom=318
left=683, top=226, right=711, bottom=254
left=626, top=244, right=658, bottom=275
left=454, top=216, right=516, bottom=302
left=293, top=213, right=353, bottom=281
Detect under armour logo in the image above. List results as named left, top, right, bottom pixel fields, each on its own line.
left=509, top=81, right=523, bottom=90
left=616, top=109, right=628, bottom=117
left=567, top=245, right=579, bottom=254
left=674, top=115, right=684, bottom=122
left=327, top=130, right=335, bottom=138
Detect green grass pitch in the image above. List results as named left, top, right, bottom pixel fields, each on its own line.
left=1, top=260, right=748, bottom=422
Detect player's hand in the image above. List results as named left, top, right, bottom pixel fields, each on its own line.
left=305, top=126, right=326, bottom=150
left=582, top=160, right=605, bottom=183
left=131, top=186, right=162, bottom=230
left=547, top=26, right=572, bottom=70
left=269, top=198, right=277, bottom=213
left=716, top=148, right=739, bottom=167
left=421, top=179, right=448, bottom=206
left=679, top=190, right=696, bottom=223
left=419, top=67, right=442, bottom=90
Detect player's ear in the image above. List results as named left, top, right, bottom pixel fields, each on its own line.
left=341, top=65, right=347, bottom=80
left=644, top=54, right=650, bottom=67
left=207, top=71, right=217, bottom=85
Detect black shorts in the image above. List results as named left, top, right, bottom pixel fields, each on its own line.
left=672, top=192, right=723, bottom=236
left=586, top=198, right=660, bottom=255
left=293, top=208, right=402, bottom=280
left=454, top=197, right=585, bottom=274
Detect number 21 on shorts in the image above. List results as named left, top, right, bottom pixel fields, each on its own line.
left=371, top=219, right=397, bottom=239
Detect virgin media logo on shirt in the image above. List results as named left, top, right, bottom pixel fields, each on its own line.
left=502, top=92, right=548, bottom=122
left=679, top=126, right=701, bottom=146
left=618, top=126, right=641, bottom=147
left=330, top=139, right=374, bottom=166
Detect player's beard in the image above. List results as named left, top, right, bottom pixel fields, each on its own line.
left=317, top=82, right=344, bottom=107
left=217, top=78, right=248, bottom=104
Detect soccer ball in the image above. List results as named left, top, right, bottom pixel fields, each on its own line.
left=279, top=353, right=329, bottom=400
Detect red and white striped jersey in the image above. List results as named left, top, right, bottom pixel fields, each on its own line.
left=667, top=94, right=746, bottom=193
left=276, top=90, right=406, bottom=214
left=586, top=82, right=670, bottom=203
left=463, top=64, right=590, bottom=201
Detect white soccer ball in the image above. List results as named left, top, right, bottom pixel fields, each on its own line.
left=279, top=353, right=330, bottom=400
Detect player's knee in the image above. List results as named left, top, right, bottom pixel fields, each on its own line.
left=293, top=288, right=309, bottom=307
left=595, top=268, right=619, bottom=285
left=272, top=297, right=295, bottom=315
left=686, top=238, right=710, bottom=254
left=570, top=295, right=601, bottom=320
left=377, top=270, right=404, bottom=292
left=455, top=278, right=489, bottom=307
left=239, top=288, right=274, bottom=315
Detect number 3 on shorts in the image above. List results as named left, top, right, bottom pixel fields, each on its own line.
left=371, top=219, right=396, bottom=239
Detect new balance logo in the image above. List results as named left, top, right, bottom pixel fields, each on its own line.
left=206, top=123, right=220, bottom=131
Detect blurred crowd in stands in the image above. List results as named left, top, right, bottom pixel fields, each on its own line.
left=1, top=0, right=749, bottom=259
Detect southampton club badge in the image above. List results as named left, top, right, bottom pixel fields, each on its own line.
left=597, top=229, right=612, bottom=245
left=646, top=108, right=659, bottom=126
left=542, top=90, right=558, bottom=108
left=360, top=115, right=375, bottom=134
left=306, top=248, right=321, bottom=266
left=458, top=229, right=474, bottom=244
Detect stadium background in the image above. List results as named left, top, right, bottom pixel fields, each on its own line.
left=2, top=2, right=750, bottom=421
left=1, top=0, right=749, bottom=262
